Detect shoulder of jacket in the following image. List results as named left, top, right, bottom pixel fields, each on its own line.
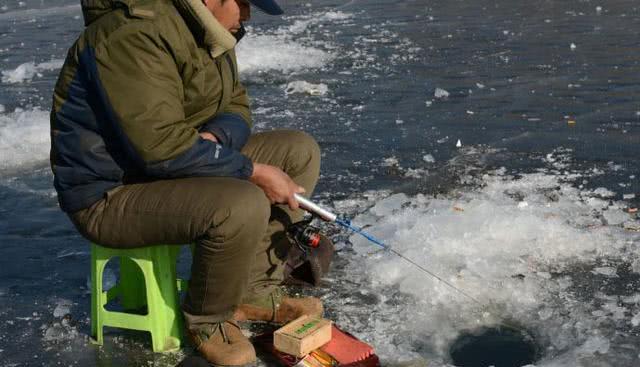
left=107, top=5, right=183, bottom=42
left=82, top=1, right=191, bottom=57
left=115, top=0, right=173, bottom=19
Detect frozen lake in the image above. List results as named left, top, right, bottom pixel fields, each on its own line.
left=1, top=0, right=639, bottom=366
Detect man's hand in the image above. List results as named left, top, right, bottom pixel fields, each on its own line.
left=199, top=131, right=219, bottom=143
left=249, top=163, right=305, bottom=210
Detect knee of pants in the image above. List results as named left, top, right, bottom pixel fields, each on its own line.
left=283, top=130, right=321, bottom=176
left=218, top=183, right=271, bottom=242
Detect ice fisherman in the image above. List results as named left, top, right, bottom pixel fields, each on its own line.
left=50, top=0, right=326, bottom=365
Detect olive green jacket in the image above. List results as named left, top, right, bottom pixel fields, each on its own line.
left=51, top=0, right=254, bottom=212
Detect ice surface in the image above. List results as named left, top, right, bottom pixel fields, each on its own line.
left=592, top=187, right=615, bottom=198
left=2, top=62, right=37, bottom=83
left=42, top=319, right=79, bottom=342
left=320, top=11, right=352, bottom=21
left=56, top=248, right=89, bottom=258
left=404, top=168, right=428, bottom=179
left=602, top=209, right=630, bottom=226
left=1, top=60, right=64, bottom=84
left=236, top=21, right=334, bottom=75
left=592, top=267, right=617, bottom=277
left=286, top=11, right=352, bottom=34
left=1, top=2, right=638, bottom=365
left=381, top=156, right=399, bottom=167
left=577, top=336, right=610, bottom=355
left=434, top=88, right=450, bottom=99
left=0, top=4, right=80, bottom=21
left=370, top=193, right=409, bottom=217
left=0, top=107, right=50, bottom=171
left=332, top=166, right=640, bottom=365
left=284, top=81, right=329, bottom=96
left=422, top=154, right=435, bottom=163
left=52, top=299, right=73, bottom=318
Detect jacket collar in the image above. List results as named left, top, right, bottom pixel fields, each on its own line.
left=81, top=0, right=236, bottom=58
left=172, top=0, right=237, bottom=57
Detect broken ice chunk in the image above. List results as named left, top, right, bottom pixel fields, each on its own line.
left=53, top=300, right=73, bottom=318
left=434, top=88, right=450, bottom=99
left=592, top=267, right=618, bottom=277
left=422, top=154, right=435, bottom=163
left=284, top=81, right=328, bottom=96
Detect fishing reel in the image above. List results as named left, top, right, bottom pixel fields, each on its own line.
left=287, top=215, right=322, bottom=253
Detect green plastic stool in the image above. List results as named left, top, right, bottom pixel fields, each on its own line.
left=90, top=243, right=188, bottom=352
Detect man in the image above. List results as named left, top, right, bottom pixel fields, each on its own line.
left=50, top=0, right=324, bottom=365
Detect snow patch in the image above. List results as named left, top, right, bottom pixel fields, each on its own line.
left=434, top=88, right=450, bottom=99
left=331, top=165, right=640, bottom=363
left=284, top=81, right=329, bottom=96
left=1, top=60, right=64, bottom=84
left=53, top=299, right=73, bottom=318
left=0, top=107, right=50, bottom=171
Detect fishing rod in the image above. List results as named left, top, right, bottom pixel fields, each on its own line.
left=293, top=194, right=486, bottom=308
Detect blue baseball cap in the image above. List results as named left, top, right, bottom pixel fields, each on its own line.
left=248, top=0, right=283, bottom=15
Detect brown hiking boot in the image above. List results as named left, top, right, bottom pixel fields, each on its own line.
left=186, top=320, right=256, bottom=366
left=234, top=288, right=323, bottom=324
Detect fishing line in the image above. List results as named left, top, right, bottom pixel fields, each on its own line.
left=334, top=213, right=531, bottom=335
left=294, top=194, right=529, bottom=334
left=334, top=218, right=487, bottom=308
left=293, top=193, right=488, bottom=307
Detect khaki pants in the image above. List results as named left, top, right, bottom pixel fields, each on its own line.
left=70, top=130, right=320, bottom=327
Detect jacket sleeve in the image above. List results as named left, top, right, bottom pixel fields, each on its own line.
left=87, top=25, right=253, bottom=179
left=199, top=112, right=251, bottom=151
left=199, top=50, right=252, bottom=151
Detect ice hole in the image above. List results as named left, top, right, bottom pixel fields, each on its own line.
left=449, top=326, right=539, bottom=367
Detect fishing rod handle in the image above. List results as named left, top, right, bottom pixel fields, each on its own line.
left=294, top=193, right=337, bottom=222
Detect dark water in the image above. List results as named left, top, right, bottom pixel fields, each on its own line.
left=1, top=0, right=639, bottom=366
left=449, top=326, right=538, bottom=367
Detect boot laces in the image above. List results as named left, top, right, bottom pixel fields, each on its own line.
left=197, top=321, right=237, bottom=344
left=218, top=322, right=229, bottom=343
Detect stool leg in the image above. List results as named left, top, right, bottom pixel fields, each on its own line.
left=90, top=244, right=185, bottom=352
left=143, top=247, right=182, bottom=352
left=164, top=246, right=184, bottom=346
left=131, top=254, right=177, bottom=351
left=91, top=246, right=105, bottom=345
left=120, top=256, right=147, bottom=311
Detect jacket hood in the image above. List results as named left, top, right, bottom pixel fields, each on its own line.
left=81, top=0, right=160, bottom=26
left=81, top=0, right=119, bottom=26
left=81, top=0, right=236, bottom=57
